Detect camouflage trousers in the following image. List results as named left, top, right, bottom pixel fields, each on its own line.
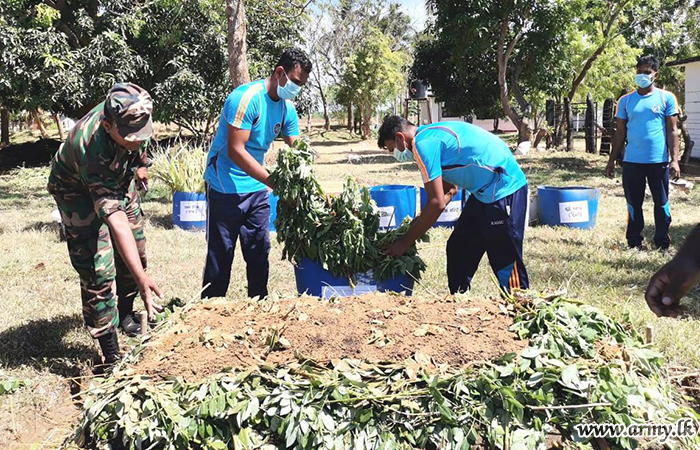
left=52, top=180, right=146, bottom=338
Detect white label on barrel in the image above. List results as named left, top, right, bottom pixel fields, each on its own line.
left=559, top=200, right=589, bottom=223
left=377, top=206, right=396, bottom=228
left=439, top=199, right=462, bottom=222
left=180, top=200, right=207, bottom=222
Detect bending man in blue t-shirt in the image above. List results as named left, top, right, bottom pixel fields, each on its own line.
left=202, top=49, right=312, bottom=299
left=606, top=55, right=680, bottom=250
left=378, top=116, right=530, bottom=294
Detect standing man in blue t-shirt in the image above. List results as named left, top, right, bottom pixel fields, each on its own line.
left=606, top=55, right=680, bottom=250
left=378, top=116, right=530, bottom=294
left=202, top=49, right=312, bottom=299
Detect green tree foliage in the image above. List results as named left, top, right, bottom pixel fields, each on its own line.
left=414, top=0, right=570, bottom=141
left=337, top=29, right=406, bottom=139
left=0, top=0, right=305, bottom=137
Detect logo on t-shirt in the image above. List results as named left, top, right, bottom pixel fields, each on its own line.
left=274, top=122, right=282, bottom=135
left=652, top=104, right=661, bottom=114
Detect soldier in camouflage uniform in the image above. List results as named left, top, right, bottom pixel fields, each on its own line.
left=47, top=83, right=163, bottom=364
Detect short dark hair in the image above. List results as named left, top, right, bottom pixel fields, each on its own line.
left=276, top=48, right=312, bottom=74
left=377, top=115, right=413, bottom=149
left=636, top=55, right=659, bottom=71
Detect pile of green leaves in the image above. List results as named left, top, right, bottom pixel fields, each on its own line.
left=74, top=293, right=700, bottom=449
left=269, top=140, right=427, bottom=283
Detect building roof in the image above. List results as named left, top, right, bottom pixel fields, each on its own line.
left=667, top=56, right=700, bottom=67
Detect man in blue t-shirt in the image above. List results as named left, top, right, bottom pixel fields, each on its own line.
left=606, top=55, right=680, bottom=250
left=202, top=48, right=312, bottom=299
left=378, top=116, right=530, bottom=294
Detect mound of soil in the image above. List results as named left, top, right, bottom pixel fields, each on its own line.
left=136, top=293, right=526, bottom=382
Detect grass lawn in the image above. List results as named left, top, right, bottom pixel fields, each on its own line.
left=1, top=129, right=700, bottom=446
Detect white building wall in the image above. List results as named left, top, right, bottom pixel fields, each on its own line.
left=685, top=62, right=700, bottom=158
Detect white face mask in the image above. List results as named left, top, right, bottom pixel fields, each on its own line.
left=393, top=147, right=414, bottom=163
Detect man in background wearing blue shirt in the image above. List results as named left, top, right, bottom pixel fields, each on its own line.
left=378, top=116, right=530, bottom=294
left=606, top=55, right=680, bottom=250
left=202, top=49, right=312, bottom=299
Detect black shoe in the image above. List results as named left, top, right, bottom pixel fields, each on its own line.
left=120, top=313, right=142, bottom=337
left=97, top=332, right=121, bottom=368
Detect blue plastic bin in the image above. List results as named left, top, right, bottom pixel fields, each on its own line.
left=537, top=186, right=600, bottom=230
left=173, top=191, right=207, bottom=230
left=294, top=258, right=414, bottom=298
left=369, top=185, right=417, bottom=229
left=269, top=191, right=279, bottom=232
left=420, top=188, right=467, bottom=227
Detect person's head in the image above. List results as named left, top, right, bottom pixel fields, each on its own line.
left=101, top=83, right=153, bottom=151
left=272, top=48, right=312, bottom=100
left=377, top=115, right=416, bottom=152
left=635, top=55, right=660, bottom=89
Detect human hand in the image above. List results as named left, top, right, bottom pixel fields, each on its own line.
left=137, top=275, right=164, bottom=321
left=645, top=256, right=700, bottom=317
left=136, top=167, right=149, bottom=191
left=384, top=240, right=409, bottom=259
left=670, top=160, right=681, bottom=180
left=605, top=160, right=616, bottom=179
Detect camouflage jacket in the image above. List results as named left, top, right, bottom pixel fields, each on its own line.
left=47, top=102, right=149, bottom=218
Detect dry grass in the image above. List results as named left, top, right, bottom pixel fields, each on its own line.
left=1, top=128, right=700, bottom=446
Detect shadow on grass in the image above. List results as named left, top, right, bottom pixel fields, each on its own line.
left=316, top=155, right=400, bottom=166
left=0, top=314, right=94, bottom=377
left=23, top=220, right=62, bottom=234
left=147, top=213, right=174, bottom=229
left=526, top=156, right=605, bottom=185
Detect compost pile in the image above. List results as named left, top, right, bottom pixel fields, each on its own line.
left=73, top=292, right=700, bottom=449
left=269, top=140, right=427, bottom=282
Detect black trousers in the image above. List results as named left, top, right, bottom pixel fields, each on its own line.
left=202, top=186, right=271, bottom=299
left=622, top=162, right=671, bottom=249
left=447, top=184, right=529, bottom=294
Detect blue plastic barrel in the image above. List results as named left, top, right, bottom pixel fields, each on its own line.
left=173, top=191, right=207, bottom=230
left=294, top=258, right=414, bottom=298
left=537, top=186, right=600, bottom=230
left=269, top=191, right=279, bottom=232
left=420, top=188, right=467, bottom=227
left=369, top=185, right=416, bottom=229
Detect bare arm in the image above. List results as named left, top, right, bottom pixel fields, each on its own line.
left=606, top=118, right=627, bottom=178
left=385, top=176, right=450, bottom=258
left=104, top=211, right=163, bottom=319
left=283, top=135, right=299, bottom=147
left=227, top=125, right=273, bottom=189
left=666, top=115, right=680, bottom=179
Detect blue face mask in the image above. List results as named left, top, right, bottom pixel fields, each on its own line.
left=277, top=70, right=302, bottom=100
left=635, top=73, right=653, bottom=89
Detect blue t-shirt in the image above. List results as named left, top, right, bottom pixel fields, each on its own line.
left=204, top=79, right=300, bottom=193
left=615, top=89, right=678, bottom=164
left=413, top=122, right=528, bottom=203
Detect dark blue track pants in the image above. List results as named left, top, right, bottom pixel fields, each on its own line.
left=622, top=162, right=671, bottom=249
left=202, top=186, right=271, bottom=299
left=447, top=184, right=529, bottom=294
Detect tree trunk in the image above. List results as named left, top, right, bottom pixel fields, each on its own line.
left=564, top=98, right=573, bottom=151
left=226, top=0, right=250, bottom=88
left=493, top=118, right=499, bottom=132
left=585, top=93, right=597, bottom=154
left=32, top=111, right=50, bottom=139
left=496, top=19, right=529, bottom=143
left=680, top=114, right=694, bottom=164
left=306, top=112, right=312, bottom=133
left=54, top=113, right=65, bottom=141
left=316, top=79, right=330, bottom=131
left=361, top=105, right=372, bottom=140
left=1, top=108, right=9, bottom=145
left=347, top=103, right=353, bottom=132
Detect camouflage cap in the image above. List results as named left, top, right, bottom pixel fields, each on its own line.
left=104, top=83, right=154, bottom=141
